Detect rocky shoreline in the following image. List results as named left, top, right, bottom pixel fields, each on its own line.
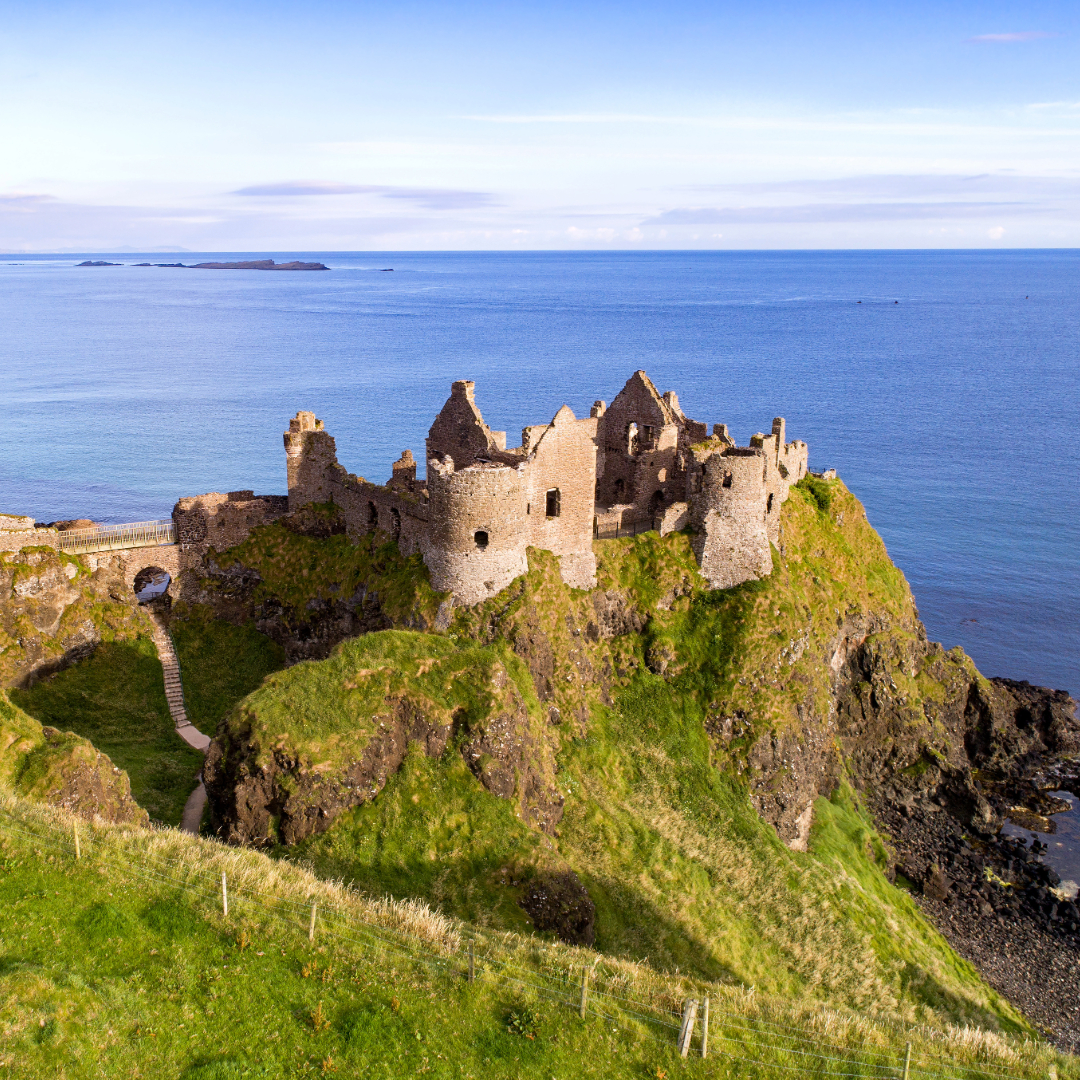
left=875, top=763, right=1080, bottom=1051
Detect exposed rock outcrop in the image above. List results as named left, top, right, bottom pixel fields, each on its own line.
left=0, top=546, right=152, bottom=688
left=0, top=691, right=147, bottom=826
left=203, top=637, right=564, bottom=846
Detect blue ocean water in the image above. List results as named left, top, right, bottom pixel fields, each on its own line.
left=1, top=250, right=1078, bottom=700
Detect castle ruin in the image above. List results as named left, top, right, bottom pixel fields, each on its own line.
left=283, top=370, right=808, bottom=604
left=1, top=370, right=808, bottom=609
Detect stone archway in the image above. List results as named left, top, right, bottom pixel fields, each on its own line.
left=133, top=565, right=171, bottom=604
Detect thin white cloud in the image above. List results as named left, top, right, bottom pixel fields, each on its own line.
left=460, top=113, right=682, bottom=124
left=644, top=201, right=1052, bottom=226
left=232, top=181, right=498, bottom=210
left=966, top=31, right=1056, bottom=43
left=679, top=174, right=1080, bottom=199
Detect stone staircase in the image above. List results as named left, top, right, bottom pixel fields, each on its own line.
left=148, top=612, right=211, bottom=752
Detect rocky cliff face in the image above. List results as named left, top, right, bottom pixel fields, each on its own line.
left=202, top=633, right=564, bottom=846
left=196, top=481, right=1078, bottom=867
left=175, top=512, right=444, bottom=664
left=0, top=546, right=151, bottom=689
left=0, top=690, right=147, bottom=826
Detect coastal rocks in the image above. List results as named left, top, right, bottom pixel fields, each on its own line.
left=875, top=792, right=1080, bottom=1051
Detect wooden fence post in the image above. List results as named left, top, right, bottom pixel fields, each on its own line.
left=701, top=996, right=709, bottom=1058
left=468, top=942, right=475, bottom=983
left=73, top=822, right=80, bottom=861
left=221, top=872, right=228, bottom=917
left=309, top=900, right=318, bottom=942
left=902, top=1042, right=911, bottom=1080
left=678, top=999, right=698, bottom=1058
left=579, top=966, right=589, bottom=1019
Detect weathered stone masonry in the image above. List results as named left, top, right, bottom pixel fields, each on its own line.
left=280, top=371, right=808, bottom=604
left=1, top=370, right=808, bottom=609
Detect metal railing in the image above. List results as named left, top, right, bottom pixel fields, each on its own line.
left=594, top=516, right=658, bottom=541
left=55, top=519, right=177, bottom=554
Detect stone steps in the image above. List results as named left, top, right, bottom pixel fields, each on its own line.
left=148, top=612, right=211, bottom=752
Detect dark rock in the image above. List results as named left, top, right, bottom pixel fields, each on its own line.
left=519, top=871, right=596, bottom=946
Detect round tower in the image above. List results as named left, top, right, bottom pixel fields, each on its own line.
left=689, top=448, right=772, bottom=589
left=425, top=459, right=529, bottom=605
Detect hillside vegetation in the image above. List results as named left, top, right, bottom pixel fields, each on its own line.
left=203, top=481, right=1032, bottom=1031
left=1, top=792, right=1072, bottom=1080
left=2, top=479, right=1076, bottom=1076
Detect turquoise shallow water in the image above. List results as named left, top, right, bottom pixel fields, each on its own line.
left=1, top=250, right=1078, bottom=701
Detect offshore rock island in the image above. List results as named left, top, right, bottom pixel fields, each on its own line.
left=2, top=370, right=1080, bottom=1066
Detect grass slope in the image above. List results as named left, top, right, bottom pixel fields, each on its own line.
left=278, top=482, right=1027, bottom=1033
left=1, top=794, right=1069, bottom=1080
left=169, top=605, right=287, bottom=737
left=11, top=638, right=203, bottom=826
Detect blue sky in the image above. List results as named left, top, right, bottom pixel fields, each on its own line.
left=2, top=0, right=1079, bottom=250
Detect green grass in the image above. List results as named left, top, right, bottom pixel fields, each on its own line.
left=170, top=605, right=286, bottom=738
left=289, top=745, right=550, bottom=933
left=11, top=638, right=204, bottom=826
left=1, top=794, right=1069, bottom=1080
left=207, top=522, right=446, bottom=630
left=272, top=485, right=1029, bottom=1032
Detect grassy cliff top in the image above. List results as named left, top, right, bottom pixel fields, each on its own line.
left=0, top=790, right=1071, bottom=1080
left=211, top=479, right=1032, bottom=1036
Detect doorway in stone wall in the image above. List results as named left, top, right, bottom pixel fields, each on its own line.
left=390, top=507, right=401, bottom=542
left=133, top=566, right=171, bottom=604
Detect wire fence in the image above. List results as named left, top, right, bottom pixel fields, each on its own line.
left=0, top=805, right=1058, bottom=1080
left=55, top=519, right=177, bottom=554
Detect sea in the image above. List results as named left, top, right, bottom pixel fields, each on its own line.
left=2, top=248, right=1078, bottom=777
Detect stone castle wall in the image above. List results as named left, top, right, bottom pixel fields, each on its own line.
left=2, top=370, right=813, bottom=610
left=426, top=458, right=530, bottom=604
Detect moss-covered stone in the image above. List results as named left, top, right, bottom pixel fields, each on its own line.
left=0, top=689, right=147, bottom=825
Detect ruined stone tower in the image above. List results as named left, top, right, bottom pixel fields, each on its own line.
left=283, top=371, right=808, bottom=604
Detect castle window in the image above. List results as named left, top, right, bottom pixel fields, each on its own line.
left=643, top=425, right=653, bottom=446
left=614, top=478, right=625, bottom=500
left=390, top=507, right=401, bottom=541
left=367, top=501, right=378, bottom=527
left=474, top=530, right=489, bottom=549
left=545, top=488, right=561, bottom=518
left=722, top=473, right=733, bottom=488
left=767, top=493, right=774, bottom=513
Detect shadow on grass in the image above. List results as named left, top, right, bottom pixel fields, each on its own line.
left=11, top=638, right=204, bottom=826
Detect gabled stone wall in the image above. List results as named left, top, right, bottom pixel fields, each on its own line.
left=279, top=373, right=811, bottom=603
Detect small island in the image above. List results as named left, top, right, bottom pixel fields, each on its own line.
left=191, top=259, right=328, bottom=271
left=76, top=260, right=122, bottom=266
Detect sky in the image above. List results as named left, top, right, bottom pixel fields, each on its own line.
left=1, top=0, right=1079, bottom=250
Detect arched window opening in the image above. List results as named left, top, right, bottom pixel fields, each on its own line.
left=613, top=478, right=625, bottom=500
left=390, top=507, right=401, bottom=541
left=545, top=488, right=561, bottom=518
left=642, top=425, right=653, bottom=446
left=767, top=493, right=774, bottom=513
left=722, top=473, right=733, bottom=489
left=626, top=422, right=638, bottom=456
left=649, top=490, right=665, bottom=516
left=367, top=501, right=378, bottom=527
left=474, top=530, right=489, bottom=549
